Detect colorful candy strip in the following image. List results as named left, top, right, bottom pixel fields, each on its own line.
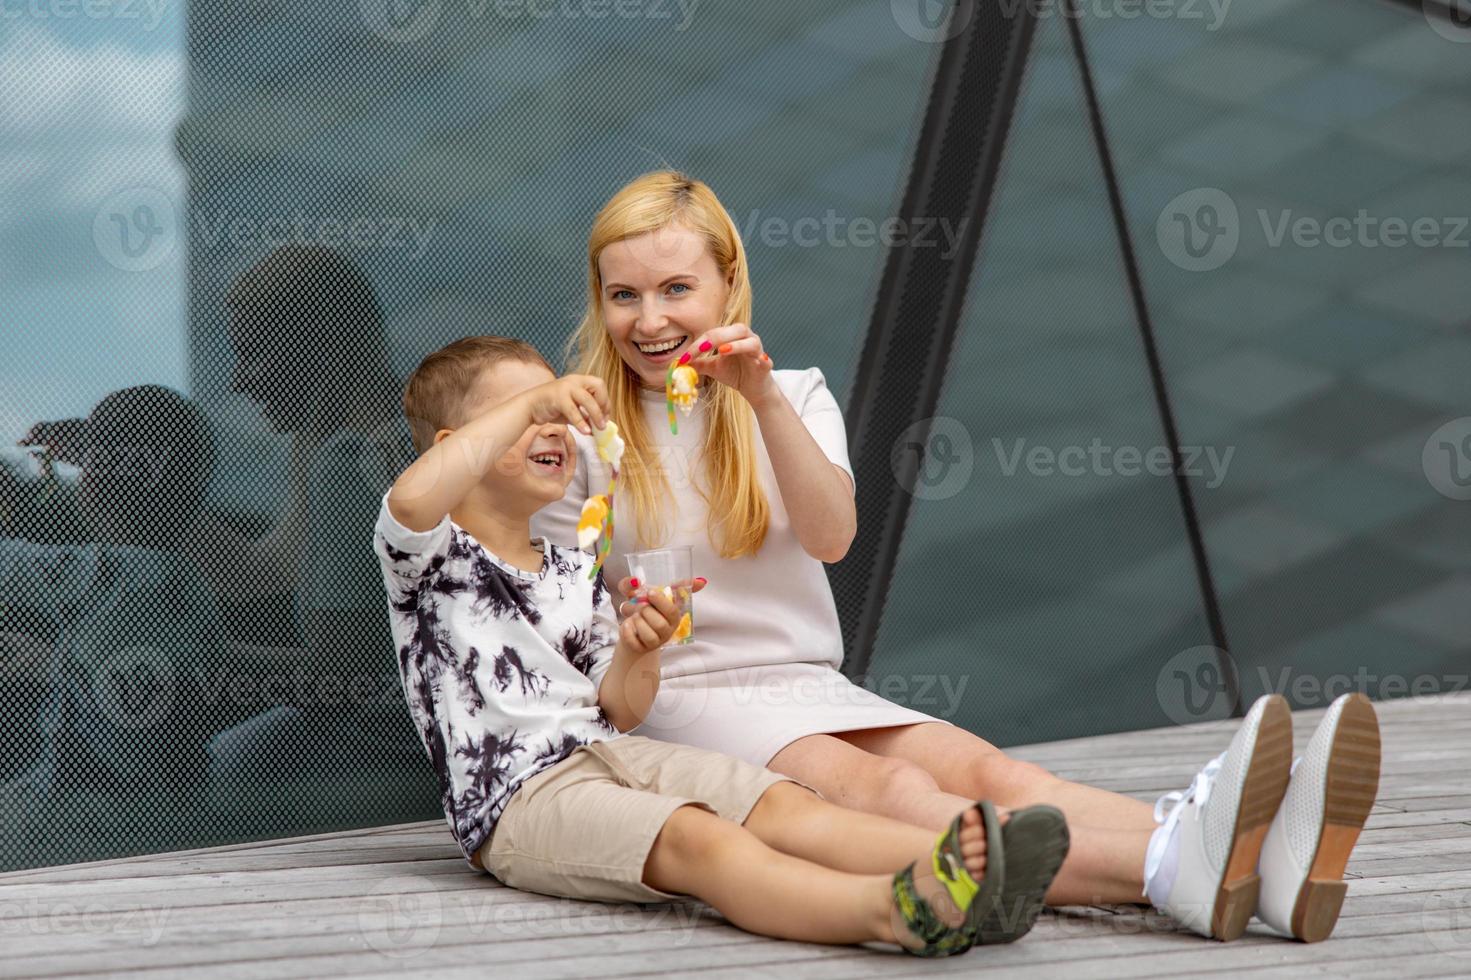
left=589, top=473, right=617, bottom=581
left=587, top=420, right=625, bottom=581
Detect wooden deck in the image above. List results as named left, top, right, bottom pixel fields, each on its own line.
left=2, top=693, right=1468, bottom=978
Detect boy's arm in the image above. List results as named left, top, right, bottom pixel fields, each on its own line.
left=388, top=375, right=607, bottom=533
left=596, top=588, right=681, bottom=732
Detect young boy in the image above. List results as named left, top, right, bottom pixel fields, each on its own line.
left=372, top=336, right=1071, bottom=956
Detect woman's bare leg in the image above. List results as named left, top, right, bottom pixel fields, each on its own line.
left=837, top=723, right=1155, bottom=906
left=768, top=732, right=983, bottom=830
left=642, top=802, right=991, bottom=949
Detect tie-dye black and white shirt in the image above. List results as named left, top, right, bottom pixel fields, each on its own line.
left=372, top=493, right=621, bottom=866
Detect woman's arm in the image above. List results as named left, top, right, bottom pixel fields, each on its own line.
left=689, top=325, right=857, bottom=563
left=748, top=387, right=857, bottom=563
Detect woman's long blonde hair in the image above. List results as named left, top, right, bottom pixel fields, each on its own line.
left=567, top=171, right=769, bottom=558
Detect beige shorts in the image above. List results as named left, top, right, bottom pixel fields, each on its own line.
left=476, top=735, right=803, bottom=903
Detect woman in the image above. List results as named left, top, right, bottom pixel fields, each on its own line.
left=529, top=170, right=1156, bottom=909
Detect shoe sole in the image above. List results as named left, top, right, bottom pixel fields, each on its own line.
left=1211, top=694, right=1293, bottom=941
left=1289, top=693, right=1381, bottom=943
left=975, top=805, right=1070, bottom=945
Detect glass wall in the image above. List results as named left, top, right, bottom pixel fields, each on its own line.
left=1090, top=0, right=1471, bottom=709
left=3, top=0, right=1466, bottom=871
left=867, top=13, right=1218, bottom=746
left=1, top=2, right=937, bottom=870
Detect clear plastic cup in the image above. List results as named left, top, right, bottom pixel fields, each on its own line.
left=625, top=546, right=695, bottom=645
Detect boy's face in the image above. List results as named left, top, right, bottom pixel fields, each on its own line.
left=452, top=360, right=576, bottom=508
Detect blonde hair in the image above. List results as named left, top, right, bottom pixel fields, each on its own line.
left=567, top=171, right=769, bottom=558
left=403, top=336, right=551, bottom=453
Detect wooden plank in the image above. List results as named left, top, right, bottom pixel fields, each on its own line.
left=0, top=843, right=464, bottom=884
left=2, top=693, right=1466, bottom=978
left=0, top=821, right=444, bottom=882
left=0, top=896, right=718, bottom=958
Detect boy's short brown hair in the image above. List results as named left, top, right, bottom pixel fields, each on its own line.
left=403, top=336, right=552, bottom=452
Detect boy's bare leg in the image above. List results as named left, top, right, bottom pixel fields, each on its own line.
left=643, top=802, right=991, bottom=949
left=770, top=724, right=1153, bottom=906
left=742, top=780, right=997, bottom=875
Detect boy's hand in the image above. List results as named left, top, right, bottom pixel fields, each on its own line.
left=618, top=586, right=681, bottom=656
left=615, top=575, right=706, bottom=619
left=522, top=375, right=609, bottom=436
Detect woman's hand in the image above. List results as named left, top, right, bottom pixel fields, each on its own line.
left=615, top=574, right=708, bottom=619
left=687, top=324, right=778, bottom=408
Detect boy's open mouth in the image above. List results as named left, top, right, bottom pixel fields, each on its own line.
left=633, top=334, right=689, bottom=363
left=528, top=449, right=564, bottom=474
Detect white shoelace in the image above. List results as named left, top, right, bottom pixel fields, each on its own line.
left=1142, top=751, right=1226, bottom=897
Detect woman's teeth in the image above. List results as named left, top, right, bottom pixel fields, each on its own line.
left=636, top=336, right=686, bottom=356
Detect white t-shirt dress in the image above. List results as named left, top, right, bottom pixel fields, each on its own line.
left=531, top=367, right=945, bottom=767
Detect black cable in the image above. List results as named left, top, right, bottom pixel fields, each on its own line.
left=1062, top=0, right=1243, bottom=717
left=832, top=0, right=1039, bottom=679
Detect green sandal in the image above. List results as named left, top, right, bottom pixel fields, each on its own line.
left=891, top=799, right=1006, bottom=957
left=973, top=804, right=1070, bottom=945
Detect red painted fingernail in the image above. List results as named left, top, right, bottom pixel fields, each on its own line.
left=676, top=352, right=691, bottom=365
left=629, top=577, right=640, bottom=589
left=694, top=577, right=707, bottom=586
left=698, top=339, right=713, bottom=353
left=719, top=343, right=733, bottom=355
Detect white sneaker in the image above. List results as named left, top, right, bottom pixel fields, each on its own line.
left=1144, top=693, right=1293, bottom=940
left=1256, top=693, right=1381, bottom=942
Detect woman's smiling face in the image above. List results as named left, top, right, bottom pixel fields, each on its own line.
left=598, top=223, right=730, bottom=388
